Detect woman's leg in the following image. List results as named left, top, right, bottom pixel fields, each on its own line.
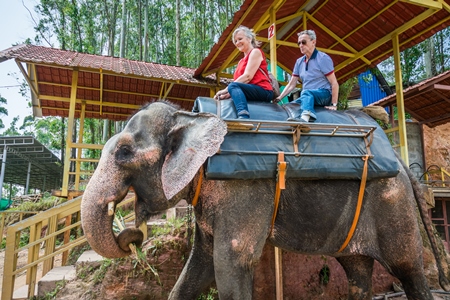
left=228, top=82, right=272, bottom=118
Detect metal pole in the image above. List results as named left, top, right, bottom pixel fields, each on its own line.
left=0, top=146, right=7, bottom=200
left=25, top=161, right=31, bottom=195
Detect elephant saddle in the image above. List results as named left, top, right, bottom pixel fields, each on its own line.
left=192, top=97, right=399, bottom=180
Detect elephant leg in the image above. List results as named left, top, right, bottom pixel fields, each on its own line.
left=337, top=255, right=374, bottom=300
left=397, top=276, right=433, bottom=300
left=377, top=241, right=433, bottom=299
left=386, top=263, right=433, bottom=300
left=168, top=224, right=215, bottom=300
left=213, top=246, right=256, bottom=300
left=212, top=230, right=267, bottom=299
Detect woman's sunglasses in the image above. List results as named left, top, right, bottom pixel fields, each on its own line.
left=297, top=40, right=309, bottom=46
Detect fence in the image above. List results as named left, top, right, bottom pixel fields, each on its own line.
left=1, top=194, right=136, bottom=300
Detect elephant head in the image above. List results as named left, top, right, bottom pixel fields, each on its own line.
left=81, top=101, right=227, bottom=258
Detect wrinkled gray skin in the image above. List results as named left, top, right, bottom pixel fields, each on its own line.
left=81, top=101, right=449, bottom=300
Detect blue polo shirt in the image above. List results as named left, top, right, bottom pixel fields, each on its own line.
left=292, top=49, right=334, bottom=92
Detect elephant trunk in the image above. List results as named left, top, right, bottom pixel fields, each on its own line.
left=81, top=162, right=143, bottom=258
left=81, top=192, right=131, bottom=258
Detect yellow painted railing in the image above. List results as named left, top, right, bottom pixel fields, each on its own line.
left=0, top=211, right=39, bottom=242
left=1, top=194, right=136, bottom=300
left=423, top=166, right=450, bottom=187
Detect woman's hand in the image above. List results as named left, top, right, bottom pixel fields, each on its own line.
left=214, top=90, right=230, bottom=100
left=325, top=105, right=337, bottom=110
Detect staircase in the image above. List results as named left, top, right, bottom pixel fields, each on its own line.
left=3, top=197, right=188, bottom=300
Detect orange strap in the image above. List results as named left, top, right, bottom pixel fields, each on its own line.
left=271, top=152, right=287, bottom=233
left=338, top=155, right=369, bottom=252
left=191, top=166, right=204, bottom=207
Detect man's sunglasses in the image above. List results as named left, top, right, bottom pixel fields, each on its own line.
left=298, top=40, right=308, bottom=46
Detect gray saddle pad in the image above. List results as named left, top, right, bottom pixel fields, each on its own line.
left=193, top=97, right=399, bottom=180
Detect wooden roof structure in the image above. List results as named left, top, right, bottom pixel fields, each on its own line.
left=0, top=44, right=229, bottom=121
left=371, top=70, right=450, bottom=128
left=196, top=0, right=450, bottom=85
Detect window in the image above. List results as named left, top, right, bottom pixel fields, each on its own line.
left=429, top=198, right=450, bottom=250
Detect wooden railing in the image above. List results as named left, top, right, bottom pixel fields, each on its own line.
left=0, top=211, right=39, bottom=242
left=1, top=194, right=137, bottom=300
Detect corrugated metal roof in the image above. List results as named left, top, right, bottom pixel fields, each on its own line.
left=0, top=136, right=62, bottom=191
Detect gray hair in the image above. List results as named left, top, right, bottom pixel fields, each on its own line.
left=232, top=25, right=261, bottom=48
left=298, top=30, right=317, bottom=41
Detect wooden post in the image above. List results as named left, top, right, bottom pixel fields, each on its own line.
left=62, top=215, right=73, bottom=265
left=274, top=246, right=283, bottom=300
left=392, top=33, right=409, bottom=165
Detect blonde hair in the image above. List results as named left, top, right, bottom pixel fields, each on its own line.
left=232, top=25, right=261, bottom=48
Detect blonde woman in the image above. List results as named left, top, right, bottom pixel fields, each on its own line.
left=214, top=26, right=274, bottom=119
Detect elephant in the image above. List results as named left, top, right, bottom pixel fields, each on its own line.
left=81, top=100, right=450, bottom=300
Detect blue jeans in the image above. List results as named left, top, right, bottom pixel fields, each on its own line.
left=228, top=82, right=273, bottom=118
left=293, top=89, right=331, bottom=120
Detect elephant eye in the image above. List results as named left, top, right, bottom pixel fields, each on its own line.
left=116, top=145, right=134, bottom=161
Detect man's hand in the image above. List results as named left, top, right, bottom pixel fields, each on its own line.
left=325, top=105, right=337, bottom=110
left=274, top=96, right=282, bottom=103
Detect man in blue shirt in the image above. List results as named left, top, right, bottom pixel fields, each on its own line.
left=275, top=30, right=339, bottom=122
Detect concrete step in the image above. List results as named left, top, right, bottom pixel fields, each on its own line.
left=12, top=284, right=37, bottom=300
left=36, top=266, right=76, bottom=298
left=166, top=205, right=188, bottom=219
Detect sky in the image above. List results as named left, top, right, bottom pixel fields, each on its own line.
left=0, top=0, right=39, bottom=130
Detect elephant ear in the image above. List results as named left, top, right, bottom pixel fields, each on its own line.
left=161, top=111, right=227, bottom=200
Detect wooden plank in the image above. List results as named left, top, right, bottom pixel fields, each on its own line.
left=275, top=247, right=283, bottom=300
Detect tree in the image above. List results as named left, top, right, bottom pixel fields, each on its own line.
left=0, top=95, right=8, bottom=130
left=3, top=116, right=21, bottom=136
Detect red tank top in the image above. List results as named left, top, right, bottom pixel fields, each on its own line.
left=234, top=48, right=272, bottom=91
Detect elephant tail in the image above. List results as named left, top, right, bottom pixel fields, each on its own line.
left=398, top=152, right=450, bottom=291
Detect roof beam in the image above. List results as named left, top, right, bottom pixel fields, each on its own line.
left=421, top=112, right=450, bottom=126
left=433, top=83, right=450, bottom=91
left=306, top=12, right=371, bottom=65
left=213, top=0, right=286, bottom=77
left=400, top=0, right=442, bottom=9
left=336, top=7, right=441, bottom=77
left=338, top=13, right=450, bottom=81
left=202, top=0, right=261, bottom=76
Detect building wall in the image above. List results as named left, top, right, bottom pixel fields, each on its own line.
left=406, top=122, right=425, bottom=180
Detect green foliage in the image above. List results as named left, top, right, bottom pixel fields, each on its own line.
left=11, top=196, right=66, bottom=212
left=337, top=76, right=358, bottom=110
left=319, top=264, right=330, bottom=285
left=197, top=288, right=219, bottom=300
left=1, top=228, right=30, bottom=250
left=0, top=94, right=7, bottom=130
left=379, top=27, right=450, bottom=86
left=37, top=279, right=67, bottom=300
left=150, top=217, right=186, bottom=238
left=1, top=196, right=67, bottom=230
left=67, top=243, right=92, bottom=265
left=92, top=258, right=113, bottom=284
